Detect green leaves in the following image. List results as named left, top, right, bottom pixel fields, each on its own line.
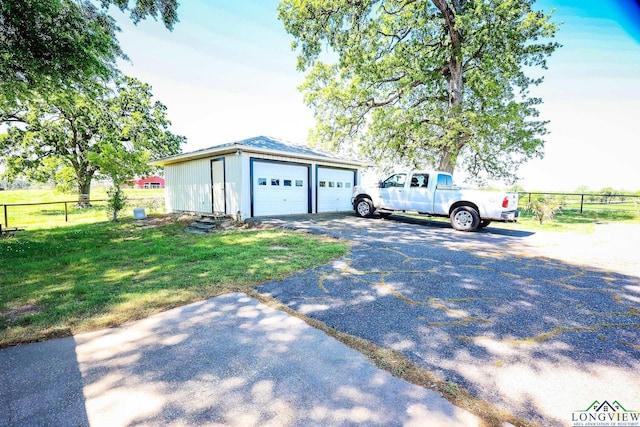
left=0, top=0, right=122, bottom=103
left=103, top=0, right=180, bottom=30
left=106, top=185, right=128, bottom=222
left=0, top=0, right=179, bottom=105
left=0, top=76, right=184, bottom=199
left=279, top=0, right=560, bottom=183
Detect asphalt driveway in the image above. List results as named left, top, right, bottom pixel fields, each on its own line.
left=256, top=213, right=640, bottom=426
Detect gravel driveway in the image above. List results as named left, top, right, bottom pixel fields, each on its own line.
left=256, top=214, right=640, bottom=426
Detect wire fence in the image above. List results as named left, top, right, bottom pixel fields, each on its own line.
left=518, top=192, right=640, bottom=214
left=2, top=192, right=638, bottom=230
left=1, top=196, right=164, bottom=229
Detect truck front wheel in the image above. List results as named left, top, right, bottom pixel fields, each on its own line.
left=355, top=198, right=374, bottom=218
left=450, top=206, right=480, bottom=232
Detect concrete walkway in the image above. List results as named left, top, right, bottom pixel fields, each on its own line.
left=0, top=293, right=479, bottom=427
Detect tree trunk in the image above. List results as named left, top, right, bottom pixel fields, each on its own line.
left=76, top=175, right=92, bottom=208
left=437, top=63, right=465, bottom=173
left=432, top=0, right=466, bottom=175
left=438, top=147, right=457, bottom=173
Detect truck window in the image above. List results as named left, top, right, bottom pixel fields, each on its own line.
left=437, top=174, right=453, bottom=188
left=383, top=173, right=407, bottom=188
left=411, top=174, right=429, bottom=188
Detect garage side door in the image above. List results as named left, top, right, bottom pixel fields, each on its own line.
left=317, top=167, right=355, bottom=213
left=252, top=161, right=309, bottom=216
left=211, top=159, right=225, bottom=214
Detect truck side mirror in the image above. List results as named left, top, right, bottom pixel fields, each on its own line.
left=378, top=181, right=385, bottom=188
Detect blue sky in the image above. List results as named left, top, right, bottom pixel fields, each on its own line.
left=113, top=1, right=640, bottom=191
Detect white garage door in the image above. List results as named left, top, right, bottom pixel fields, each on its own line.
left=317, top=167, right=355, bottom=213
left=252, top=161, right=309, bottom=216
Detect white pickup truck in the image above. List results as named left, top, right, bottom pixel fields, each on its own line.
left=351, top=171, right=519, bottom=231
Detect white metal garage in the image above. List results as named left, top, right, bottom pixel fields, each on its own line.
left=317, top=167, right=356, bottom=213
left=151, top=136, right=368, bottom=220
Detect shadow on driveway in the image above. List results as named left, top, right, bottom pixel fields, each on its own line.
left=1, top=293, right=479, bottom=426
left=256, top=213, right=640, bottom=426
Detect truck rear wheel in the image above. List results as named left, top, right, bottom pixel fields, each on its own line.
left=478, top=219, right=492, bottom=229
left=450, top=206, right=480, bottom=232
left=355, top=198, right=374, bottom=218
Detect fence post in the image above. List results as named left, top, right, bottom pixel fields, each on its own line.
left=65, top=202, right=68, bottom=222
left=580, top=194, right=584, bottom=214
left=528, top=193, right=532, bottom=204
left=3, top=205, right=7, bottom=227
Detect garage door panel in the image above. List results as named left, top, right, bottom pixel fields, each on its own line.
left=253, top=161, right=309, bottom=216
left=317, top=168, right=355, bottom=213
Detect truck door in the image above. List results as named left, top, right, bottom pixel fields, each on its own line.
left=379, top=173, right=407, bottom=209
left=405, top=173, right=432, bottom=212
left=433, top=173, right=455, bottom=215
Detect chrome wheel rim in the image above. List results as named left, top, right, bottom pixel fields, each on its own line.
left=454, top=211, right=473, bottom=228
left=357, top=201, right=370, bottom=216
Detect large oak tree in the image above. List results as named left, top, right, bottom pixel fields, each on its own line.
left=279, top=0, right=559, bottom=182
left=0, top=77, right=185, bottom=204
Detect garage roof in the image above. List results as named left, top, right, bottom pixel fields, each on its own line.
left=150, top=135, right=370, bottom=167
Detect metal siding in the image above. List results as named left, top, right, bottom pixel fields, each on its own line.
left=224, top=154, right=243, bottom=219
left=165, top=158, right=213, bottom=214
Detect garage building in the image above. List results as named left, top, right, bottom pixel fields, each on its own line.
left=150, top=136, right=367, bottom=220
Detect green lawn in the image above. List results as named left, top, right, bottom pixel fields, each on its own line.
left=0, top=218, right=348, bottom=347
left=501, top=207, right=640, bottom=233
left=0, top=188, right=164, bottom=229
left=513, top=193, right=640, bottom=232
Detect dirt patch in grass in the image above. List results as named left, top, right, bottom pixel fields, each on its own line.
left=133, top=213, right=269, bottom=233
left=1, top=303, right=44, bottom=324
left=132, top=213, right=196, bottom=228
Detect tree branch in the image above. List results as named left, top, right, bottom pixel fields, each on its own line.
left=0, top=113, right=27, bottom=124
left=431, top=0, right=462, bottom=49
left=380, top=0, right=420, bottom=16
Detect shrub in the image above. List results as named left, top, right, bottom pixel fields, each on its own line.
left=527, top=196, right=561, bottom=225
left=106, top=186, right=127, bottom=222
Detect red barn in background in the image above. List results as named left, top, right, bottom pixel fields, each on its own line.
left=133, top=176, right=165, bottom=189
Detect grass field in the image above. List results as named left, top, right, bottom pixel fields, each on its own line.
left=517, top=193, right=640, bottom=220
left=1, top=187, right=638, bottom=347
left=501, top=207, right=640, bottom=233
left=0, top=188, right=165, bottom=229
left=0, top=216, right=348, bottom=347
